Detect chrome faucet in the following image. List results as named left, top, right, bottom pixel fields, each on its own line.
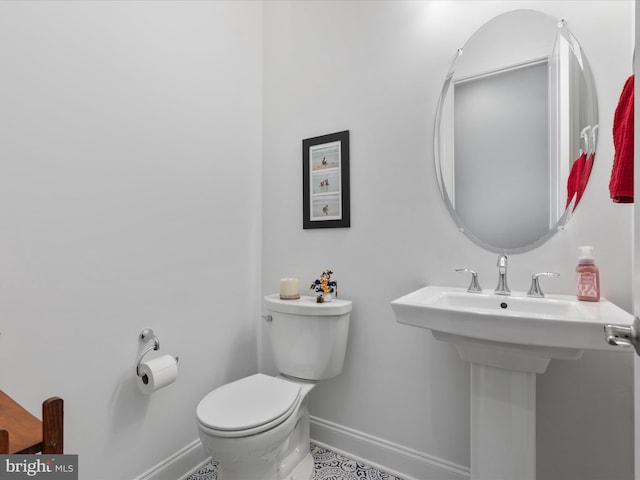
left=495, top=254, right=510, bottom=295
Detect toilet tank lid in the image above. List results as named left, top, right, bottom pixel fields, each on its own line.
left=196, top=374, right=301, bottom=432
left=264, top=294, right=352, bottom=315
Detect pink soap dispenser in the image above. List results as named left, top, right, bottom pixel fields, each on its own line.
left=576, top=246, right=600, bottom=302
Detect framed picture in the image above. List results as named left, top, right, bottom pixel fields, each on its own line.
left=302, top=130, right=350, bottom=229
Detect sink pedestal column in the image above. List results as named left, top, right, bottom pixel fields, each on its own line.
left=471, top=363, right=536, bottom=480
left=432, top=330, right=582, bottom=480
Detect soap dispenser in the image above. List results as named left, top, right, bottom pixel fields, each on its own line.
left=576, top=246, right=600, bottom=302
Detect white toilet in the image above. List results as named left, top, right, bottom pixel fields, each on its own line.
left=196, top=294, right=352, bottom=480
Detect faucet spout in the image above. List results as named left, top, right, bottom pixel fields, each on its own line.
left=495, top=254, right=510, bottom=295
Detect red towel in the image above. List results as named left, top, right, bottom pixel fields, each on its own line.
left=566, top=152, right=586, bottom=209
left=609, top=74, right=634, bottom=203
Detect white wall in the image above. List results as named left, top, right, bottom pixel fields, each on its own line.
left=0, top=1, right=262, bottom=478
left=0, top=1, right=633, bottom=479
left=262, top=1, right=634, bottom=479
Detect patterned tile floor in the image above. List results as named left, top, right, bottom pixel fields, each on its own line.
left=187, top=443, right=404, bottom=480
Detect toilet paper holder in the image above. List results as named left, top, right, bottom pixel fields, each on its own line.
left=136, top=328, right=178, bottom=377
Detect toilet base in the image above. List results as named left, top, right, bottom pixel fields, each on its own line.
left=283, top=452, right=313, bottom=480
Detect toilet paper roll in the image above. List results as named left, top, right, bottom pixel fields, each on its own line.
left=136, top=354, right=178, bottom=394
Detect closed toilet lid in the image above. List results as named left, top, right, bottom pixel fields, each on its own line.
left=196, top=373, right=301, bottom=434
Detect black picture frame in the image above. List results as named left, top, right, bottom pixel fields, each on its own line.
left=302, top=130, right=350, bottom=229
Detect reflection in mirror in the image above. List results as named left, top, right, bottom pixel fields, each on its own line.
left=435, top=10, right=598, bottom=253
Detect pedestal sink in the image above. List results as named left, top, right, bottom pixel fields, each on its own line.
left=391, top=286, right=633, bottom=480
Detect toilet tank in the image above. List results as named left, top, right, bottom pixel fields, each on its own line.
left=264, top=294, right=352, bottom=380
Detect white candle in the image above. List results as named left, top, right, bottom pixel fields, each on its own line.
left=279, top=278, right=300, bottom=300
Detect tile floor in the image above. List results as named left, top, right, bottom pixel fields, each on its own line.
left=186, top=443, right=404, bottom=480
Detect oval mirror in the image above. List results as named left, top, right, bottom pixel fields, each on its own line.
left=434, top=10, right=598, bottom=253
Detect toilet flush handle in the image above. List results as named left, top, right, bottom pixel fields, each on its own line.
left=262, top=315, right=273, bottom=323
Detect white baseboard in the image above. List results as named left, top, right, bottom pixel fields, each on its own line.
left=310, top=416, right=470, bottom=480
left=134, top=419, right=470, bottom=480
left=133, top=439, right=211, bottom=480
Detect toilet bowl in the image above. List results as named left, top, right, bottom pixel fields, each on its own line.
left=197, top=373, right=315, bottom=480
left=196, top=294, right=352, bottom=480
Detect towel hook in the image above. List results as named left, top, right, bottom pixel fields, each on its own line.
left=590, top=124, right=599, bottom=154
left=580, top=126, right=591, bottom=154
left=136, top=328, right=160, bottom=377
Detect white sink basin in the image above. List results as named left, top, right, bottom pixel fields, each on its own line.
left=391, top=286, right=633, bottom=372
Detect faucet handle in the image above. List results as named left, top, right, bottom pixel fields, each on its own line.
left=497, top=254, right=508, bottom=268
left=527, top=272, right=560, bottom=298
left=456, top=268, right=482, bottom=293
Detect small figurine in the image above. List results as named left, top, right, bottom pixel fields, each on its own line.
left=310, top=269, right=338, bottom=303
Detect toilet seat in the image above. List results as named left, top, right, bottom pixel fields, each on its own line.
left=196, top=373, right=302, bottom=438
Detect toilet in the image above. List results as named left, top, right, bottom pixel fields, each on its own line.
left=196, top=294, right=352, bottom=480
